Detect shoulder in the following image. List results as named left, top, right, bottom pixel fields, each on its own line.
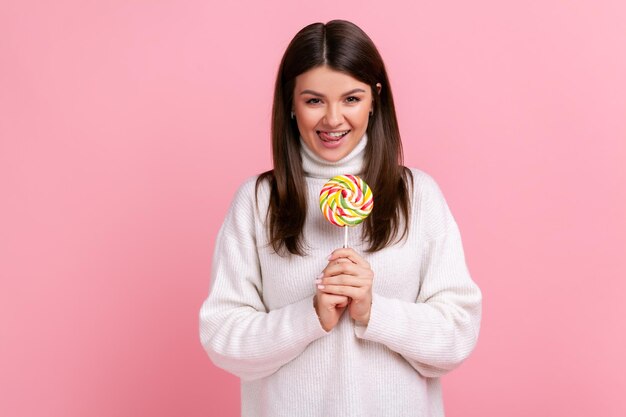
left=227, top=175, right=257, bottom=213
left=404, top=167, right=457, bottom=240
left=229, top=173, right=272, bottom=210
left=234, top=173, right=264, bottom=196
left=220, top=173, right=270, bottom=238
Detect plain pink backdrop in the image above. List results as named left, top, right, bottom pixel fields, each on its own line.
left=2, top=1, right=625, bottom=416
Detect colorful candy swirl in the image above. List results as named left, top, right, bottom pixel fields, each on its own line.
left=319, top=175, right=373, bottom=227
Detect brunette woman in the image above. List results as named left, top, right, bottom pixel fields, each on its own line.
left=200, top=19, right=482, bottom=417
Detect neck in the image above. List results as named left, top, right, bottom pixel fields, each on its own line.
left=299, top=133, right=368, bottom=179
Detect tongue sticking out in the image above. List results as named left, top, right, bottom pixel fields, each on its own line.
left=318, top=130, right=350, bottom=142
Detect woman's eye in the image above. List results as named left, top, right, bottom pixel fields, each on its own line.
left=346, top=96, right=361, bottom=103
left=306, top=98, right=321, bottom=104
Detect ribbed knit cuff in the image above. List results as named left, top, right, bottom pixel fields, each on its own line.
left=354, top=292, right=385, bottom=339
left=302, top=294, right=332, bottom=337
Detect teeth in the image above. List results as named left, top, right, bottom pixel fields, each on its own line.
left=327, top=131, right=348, bottom=137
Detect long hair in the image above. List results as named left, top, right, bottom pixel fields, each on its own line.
left=256, top=19, right=413, bottom=256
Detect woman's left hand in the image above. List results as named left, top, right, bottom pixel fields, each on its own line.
left=316, top=248, right=374, bottom=325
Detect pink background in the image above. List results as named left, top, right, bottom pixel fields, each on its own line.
left=2, top=1, right=625, bottom=416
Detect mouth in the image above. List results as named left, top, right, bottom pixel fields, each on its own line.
left=317, top=130, right=351, bottom=142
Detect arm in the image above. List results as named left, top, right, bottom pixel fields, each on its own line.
left=354, top=173, right=482, bottom=378
left=198, top=179, right=328, bottom=381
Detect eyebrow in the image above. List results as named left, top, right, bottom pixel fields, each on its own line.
left=299, top=88, right=367, bottom=97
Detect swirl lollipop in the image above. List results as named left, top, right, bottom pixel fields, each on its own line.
left=319, top=174, right=374, bottom=247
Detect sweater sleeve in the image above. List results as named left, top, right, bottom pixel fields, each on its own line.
left=199, top=178, right=329, bottom=381
left=353, top=173, right=482, bottom=378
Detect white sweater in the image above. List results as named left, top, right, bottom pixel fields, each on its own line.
left=199, top=134, right=482, bottom=417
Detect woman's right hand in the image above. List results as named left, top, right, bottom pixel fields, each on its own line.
left=314, top=291, right=349, bottom=332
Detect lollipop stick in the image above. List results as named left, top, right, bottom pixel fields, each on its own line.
left=343, top=226, right=348, bottom=248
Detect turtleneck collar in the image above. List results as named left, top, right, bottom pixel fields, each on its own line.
left=299, top=133, right=368, bottom=179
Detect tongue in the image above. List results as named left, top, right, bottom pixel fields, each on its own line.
left=319, top=131, right=347, bottom=141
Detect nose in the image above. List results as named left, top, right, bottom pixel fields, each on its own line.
left=323, top=104, right=343, bottom=127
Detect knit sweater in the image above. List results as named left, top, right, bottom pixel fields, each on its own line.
left=199, top=133, right=482, bottom=417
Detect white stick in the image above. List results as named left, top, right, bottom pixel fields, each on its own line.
left=343, top=226, right=348, bottom=248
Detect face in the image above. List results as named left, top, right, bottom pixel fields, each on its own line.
left=293, top=65, right=381, bottom=162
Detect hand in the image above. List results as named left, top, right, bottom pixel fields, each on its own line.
left=316, top=248, right=374, bottom=325
left=314, top=291, right=350, bottom=332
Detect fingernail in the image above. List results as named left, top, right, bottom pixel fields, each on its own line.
left=317, top=285, right=325, bottom=289
left=327, top=255, right=332, bottom=260
left=317, top=273, right=323, bottom=279
left=315, top=279, right=322, bottom=284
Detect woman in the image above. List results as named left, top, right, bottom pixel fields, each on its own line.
left=199, top=19, right=482, bottom=417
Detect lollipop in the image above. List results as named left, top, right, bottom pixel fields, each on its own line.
left=319, top=174, right=373, bottom=247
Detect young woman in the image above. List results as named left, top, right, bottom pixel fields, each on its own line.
left=199, top=19, right=482, bottom=417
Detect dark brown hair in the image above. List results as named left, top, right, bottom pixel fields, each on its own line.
left=256, top=19, right=413, bottom=256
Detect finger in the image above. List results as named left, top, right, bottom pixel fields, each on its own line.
left=333, top=258, right=352, bottom=264
left=318, top=293, right=350, bottom=307
left=328, top=248, right=369, bottom=268
left=324, top=262, right=375, bottom=281
left=317, top=284, right=363, bottom=299
left=323, top=262, right=358, bottom=277
left=320, top=275, right=370, bottom=288
left=318, top=257, right=351, bottom=278
left=322, top=258, right=352, bottom=273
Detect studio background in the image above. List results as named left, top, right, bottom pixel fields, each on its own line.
left=1, top=1, right=625, bottom=416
